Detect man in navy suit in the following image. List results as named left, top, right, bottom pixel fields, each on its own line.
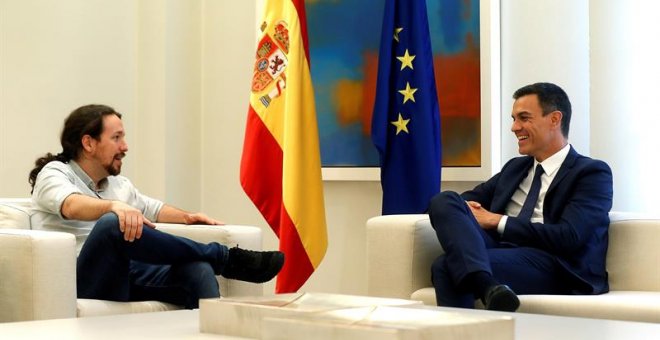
left=429, top=82, right=613, bottom=311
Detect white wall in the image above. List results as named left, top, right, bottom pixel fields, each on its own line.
left=500, top=0, right=590, bottom=162
left=590, top=0, right=660, bottom=213
left=0, top=0, right=202, bottom=209
left=134, top=0, right=203, bottom=210
left=0, top=0, right=138, bottom=195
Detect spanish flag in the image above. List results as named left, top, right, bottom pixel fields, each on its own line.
left=240, top=0, right=327, bottom=293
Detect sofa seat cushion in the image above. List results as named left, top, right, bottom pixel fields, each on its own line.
left=412, top=287, right=660, bottom=323
left=410, top=287, right=435, bottom=306
left=77, top=299, right=182, bottom=317
left=517, top=291, right=660, bottom=323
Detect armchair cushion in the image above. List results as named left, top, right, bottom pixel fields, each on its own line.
left=0, top=199, right=32, bottom=230
left=76, top=299, right=179, bottom=317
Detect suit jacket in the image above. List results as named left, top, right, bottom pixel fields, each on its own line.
left=461, top=146, right=613, bottom=294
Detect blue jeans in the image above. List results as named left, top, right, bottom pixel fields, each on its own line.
left=76, top=213, right=229, bottom=308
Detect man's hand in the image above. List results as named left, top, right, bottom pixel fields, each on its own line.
left=466, top=201, right=502, bottom=230
left=183, top=212, right=224, bottom=226
left=110, top=201, right=155, bottom=242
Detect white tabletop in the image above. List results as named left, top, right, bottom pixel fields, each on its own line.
left=428, top=306, right=660, bottom=340
left=0, top=307, right=658, bottom=339
left=0, top=310, right=238, bottom=340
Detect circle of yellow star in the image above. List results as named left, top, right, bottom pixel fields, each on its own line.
left=391, top=113, right=410, bottom=135
left=398, top=82, right=418, bottom=104
left=397, top=49, right=415, bottom=71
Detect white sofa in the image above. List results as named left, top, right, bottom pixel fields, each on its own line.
left=366, top=212, right=660, bottom=323
left=0, top=198, right=263, bottom=322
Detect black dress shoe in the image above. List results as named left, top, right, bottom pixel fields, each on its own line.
left=482, top=284, right=520, bottom=312
left=222, top=247, right=285, bottom=283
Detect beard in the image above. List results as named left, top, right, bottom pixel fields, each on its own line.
left=106, top=153, right=125, bottom=176
left=106, top=164, right=121, bottom=176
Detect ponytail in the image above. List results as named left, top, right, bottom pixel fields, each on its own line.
left=28, top=152, right=71, bottom=193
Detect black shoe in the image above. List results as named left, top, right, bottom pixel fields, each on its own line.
left=222, top=247, right=284, bottom=283
left=482, top=284, right=520, bottom=312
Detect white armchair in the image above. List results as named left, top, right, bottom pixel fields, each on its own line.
left=0, top=199, right=263, bottom=322
left=366, top=213, right=660, bottom=323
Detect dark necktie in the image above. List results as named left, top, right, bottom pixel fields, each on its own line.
left=518, top=164, right=544, bottom=221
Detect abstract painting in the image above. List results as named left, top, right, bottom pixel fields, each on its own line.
left=306, top=0, right=481, bottom=168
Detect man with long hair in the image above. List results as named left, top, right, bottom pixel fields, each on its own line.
left=29, top=104, right=284, bottom=308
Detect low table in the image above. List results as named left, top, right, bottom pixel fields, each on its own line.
left=0, top=305, right=658, bottom=339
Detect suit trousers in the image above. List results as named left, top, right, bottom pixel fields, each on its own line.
left=76, top=213, right=228, bottom=308
left=429, top=191, right=571, bottom=308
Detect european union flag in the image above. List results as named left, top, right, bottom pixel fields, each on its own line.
left=371, top=0, right=442, bottom=215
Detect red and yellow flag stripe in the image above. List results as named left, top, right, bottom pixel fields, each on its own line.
left=240, top=0, right=327, bottom=293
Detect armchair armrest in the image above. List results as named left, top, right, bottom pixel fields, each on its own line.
left=154, top=223, right=264, bottom=297
left=0, top=229, right=77, bottom=322
left=366, top=215, right=442, bottom=299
